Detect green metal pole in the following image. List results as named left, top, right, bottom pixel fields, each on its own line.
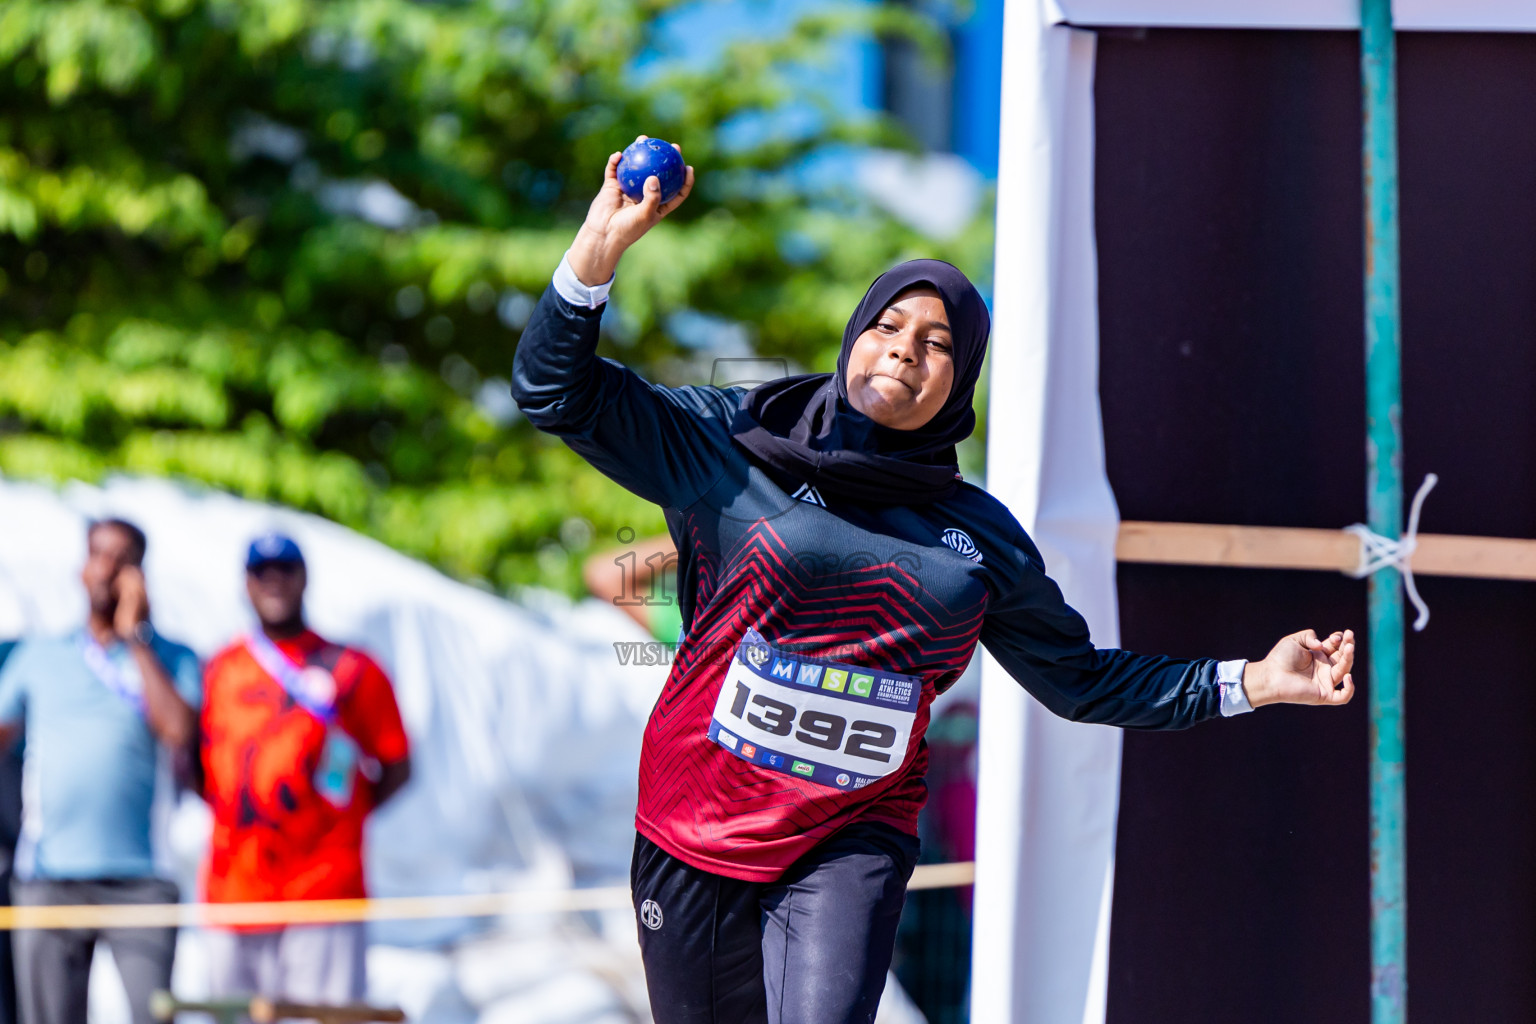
left=1361, top=1, right=1405, bottom=1021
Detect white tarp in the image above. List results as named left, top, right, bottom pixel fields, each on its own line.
left=0, top=473, right=670, bottom=894
left=973, top=3, right=1123, bottom=1023
left=0, top=474, right=668, bottom=1022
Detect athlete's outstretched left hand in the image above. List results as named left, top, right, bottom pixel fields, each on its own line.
left=1243, top=629, right=1356, bottom=708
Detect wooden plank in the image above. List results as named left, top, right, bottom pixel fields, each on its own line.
left=909, top=860, right=975, bottom=890
left=1117, top=522, right=1359, bottom=573
left=250, top=999, right=405, bottom=1023
left=1117, top=521, right=1536, bottom=582
left=1411, top=533, right=1536, bottom=580
left=152, top=994, right=405, bottom=1024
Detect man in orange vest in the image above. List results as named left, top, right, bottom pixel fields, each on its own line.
left=200, top=533, right=411, bottom=1003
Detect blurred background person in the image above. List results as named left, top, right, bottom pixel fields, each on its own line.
left=0, top=520, right=200, bottom=1024
left=199, top=533, right=411, bottom=1006
left=583, top=533, right=683, bottom=643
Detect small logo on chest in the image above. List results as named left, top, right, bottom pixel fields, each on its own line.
left=791, top=483, right=827, bottom=507
left=941, top=528, right=983, bottom=564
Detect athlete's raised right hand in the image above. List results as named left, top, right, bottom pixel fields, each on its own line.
left=568, top=137, right=695, bottom=287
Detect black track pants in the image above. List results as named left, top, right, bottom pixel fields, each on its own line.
left=631, top=822, right=920, bottom=1024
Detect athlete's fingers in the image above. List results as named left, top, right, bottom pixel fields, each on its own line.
left=658, top=166, right=695, bottom=217
left=605, top=150, right=636, bottom=209
left=1326, top=672, right=1355, bottom=705
left=639, top=174, right=663, bottom=217
left=1332, top=639, right=1356, bottom=685
left=1294, top=628, right=1320, bottom=649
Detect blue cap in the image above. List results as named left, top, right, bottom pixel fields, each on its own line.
left=245, top=532, right=304, bottom=569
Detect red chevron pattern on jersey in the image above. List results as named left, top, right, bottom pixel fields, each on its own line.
left=636, top=518, right=986, bottom=882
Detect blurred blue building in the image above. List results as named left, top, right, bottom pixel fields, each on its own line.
left=886, top=0, right=1005, bottom=176
left=652, top=0, right=1005, bottom=178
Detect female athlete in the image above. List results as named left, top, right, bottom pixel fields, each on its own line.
left=511, top=141, right=1356, bottom=1024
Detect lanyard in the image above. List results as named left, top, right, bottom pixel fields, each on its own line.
left=244, top=631, right=338, bottom=724
left=77, top=632, right=146, bottom=715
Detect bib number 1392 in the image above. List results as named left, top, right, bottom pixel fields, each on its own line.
left=726, top=680, right=897, bottom=763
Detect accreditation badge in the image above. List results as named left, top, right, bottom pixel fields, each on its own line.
left=708, top=628, right=920, bottom=791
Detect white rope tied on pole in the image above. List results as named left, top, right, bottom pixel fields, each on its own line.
left=1344, top=473, right=1439, bottom=632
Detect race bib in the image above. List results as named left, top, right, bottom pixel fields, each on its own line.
left=709, top=628, right=920, bottom=791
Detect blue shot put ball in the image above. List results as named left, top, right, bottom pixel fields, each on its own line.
left=617, top=138, right=686, bottom=204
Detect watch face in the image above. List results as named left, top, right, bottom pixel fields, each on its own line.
left=133, top=621, right=155, bottom=644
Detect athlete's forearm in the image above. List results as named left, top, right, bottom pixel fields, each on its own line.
left=569, top=223, right=626, bottom=289
left=1054, top=648, right=1223, bottom=730
left=510, top=284, right=608, bottom=433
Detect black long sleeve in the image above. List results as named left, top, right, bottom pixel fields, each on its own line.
left=510, top=286, right=738, bottom=510
left=975, top=518, right=1221, bottom=730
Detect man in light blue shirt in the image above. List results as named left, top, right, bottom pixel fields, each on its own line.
left=0, top=518, right=200, bottom=1024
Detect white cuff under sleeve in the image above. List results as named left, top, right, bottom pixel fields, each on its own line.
left=552, top=250, right=614, bottom=309
left=1217, top=659, right=1254, bottom=716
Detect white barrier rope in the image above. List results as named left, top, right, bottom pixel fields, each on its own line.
left=0, top=861, right=976, bottom=931
left=1344, top=473, right=1438, bottom=631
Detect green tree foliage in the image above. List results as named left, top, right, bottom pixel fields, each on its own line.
left=0, top=0, right=993, bottom=594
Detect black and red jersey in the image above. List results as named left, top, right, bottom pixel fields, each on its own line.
left=512, top=288, right=1221, bottom=882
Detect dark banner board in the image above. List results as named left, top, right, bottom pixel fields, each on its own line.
left=1095, top=28, right=1536, bottom=1024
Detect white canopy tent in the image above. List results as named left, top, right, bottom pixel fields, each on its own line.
left=977, top=3, right=1535, bottom=1021
left=0, top=475, right=667, bottom=1022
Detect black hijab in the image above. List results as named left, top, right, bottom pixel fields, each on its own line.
left=730, top=259, right=991, bottom=504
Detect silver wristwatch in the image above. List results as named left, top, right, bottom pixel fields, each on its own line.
left=130, top=620, right=156, bottom=646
